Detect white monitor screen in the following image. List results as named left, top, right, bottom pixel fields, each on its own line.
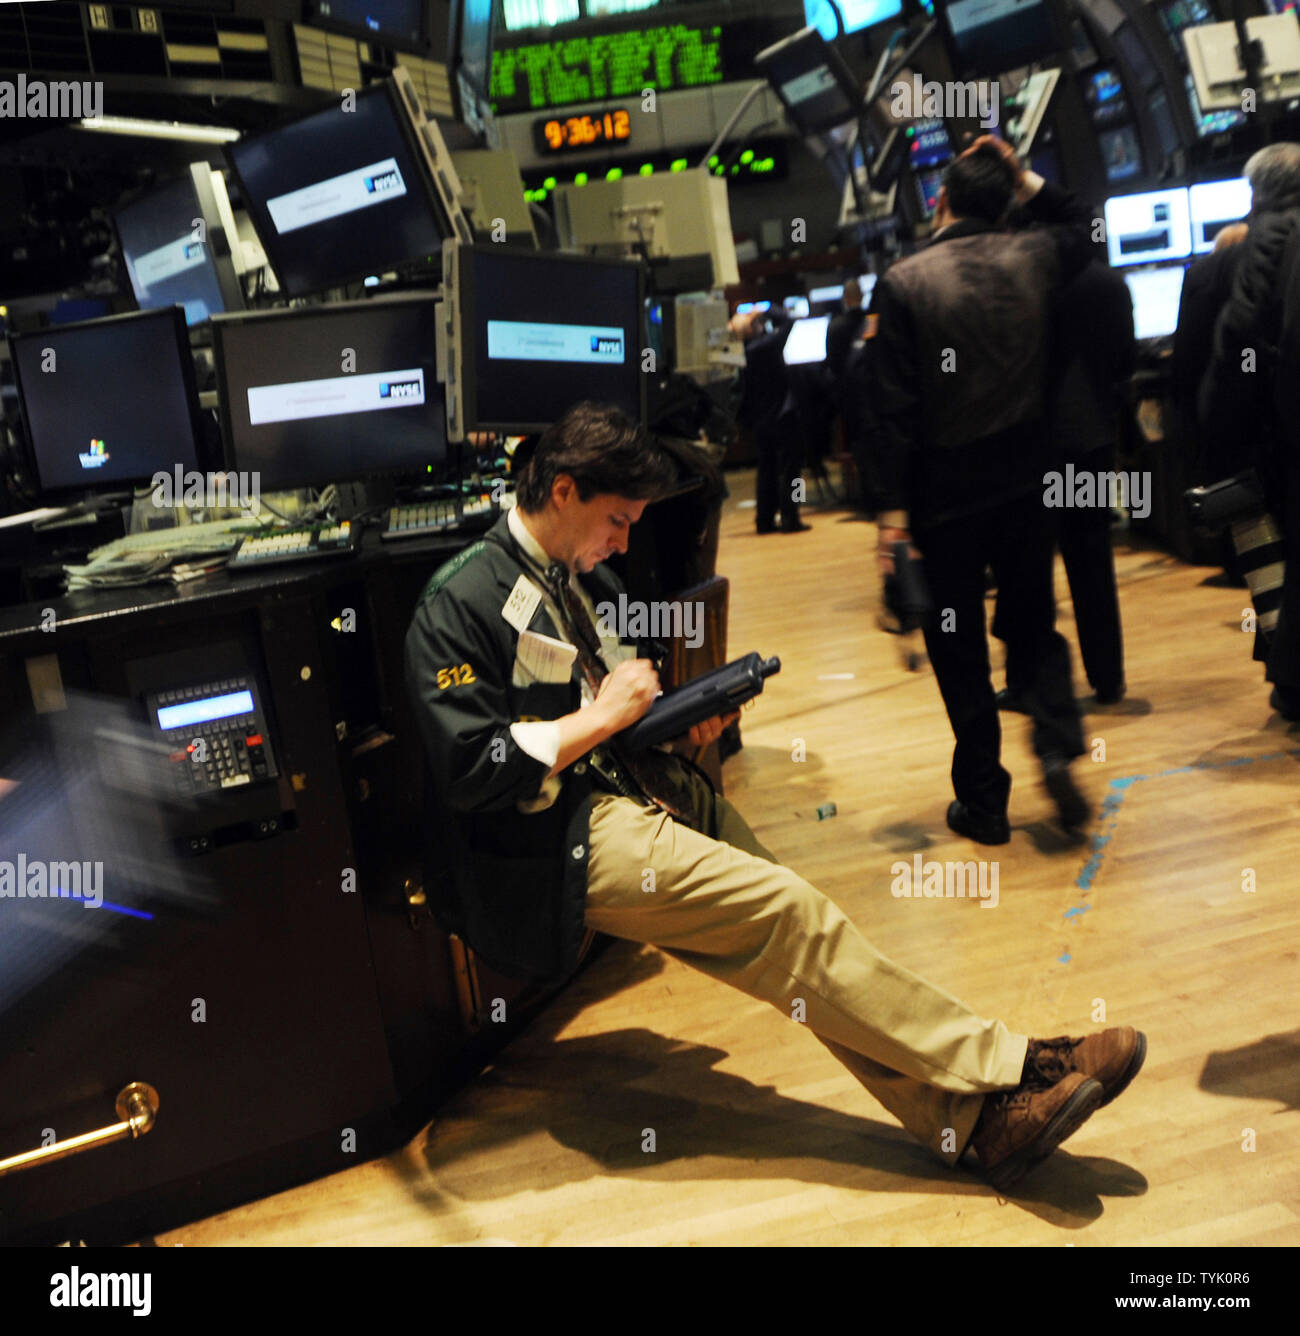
left=782, top=314, right=831, bottom=365
left=1189, top=178, right=1252, bottom=253
left=1124, top=264, right=1187, bottom=340
left=784, top=295, right=811, bottom=318
left=809, top=284, right=844, bottom=303
left=1104, top=188, right=1192, bottom=267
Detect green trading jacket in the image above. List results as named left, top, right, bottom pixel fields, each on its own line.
left=404, top=514, right=623, bottom=984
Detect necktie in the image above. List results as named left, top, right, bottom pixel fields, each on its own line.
left=543, top=562, right=694, bottom=825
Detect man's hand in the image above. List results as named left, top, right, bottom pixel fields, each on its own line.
left=876, top=509, right=914, bottom=578
left=594, top=658, right=661, bottom=731
left=685, top=711, right=741, bottom=749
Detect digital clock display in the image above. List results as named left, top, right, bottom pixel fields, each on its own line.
left=534, top=109, right=633, bottom=154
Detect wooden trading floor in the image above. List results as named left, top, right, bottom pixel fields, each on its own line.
left=159, top=472, right=1300, bottom=1246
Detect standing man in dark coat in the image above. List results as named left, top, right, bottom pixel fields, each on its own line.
left=867, top=137, right=1093, bottom=843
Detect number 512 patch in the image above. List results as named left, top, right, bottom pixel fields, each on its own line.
left=437, top=663, right=476, bottom=689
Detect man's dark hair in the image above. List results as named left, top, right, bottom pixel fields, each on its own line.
left=942, top=144, right=1018, bottom=225
left=515, top=400, right=678, bottom=511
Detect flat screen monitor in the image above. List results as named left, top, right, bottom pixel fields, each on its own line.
left=943, top=0, right=1062, bottom=77
left=307, top=0, right=434, bottom=55
left=908, top=117, right=953, bottom=169
left=782, top=315, right=831, bottom=366
left=114, top=164, right=244, bottom=327
left=1113, top=23, right=1162, bottom=92
left=8, top=307, right=203, bottom=499
left=1185, top=70, right=1248, bottom=135
left=1070, top=17, right=1099, bottom=69
left=1189, top=178, right=1252, bottom=252
left=804, top=0, right=905, bottom=41
left=450, top=0, right=497, bottom=133
left=784, top=295, right=811, bottom=318
left=1100, top=124, right=1143, bottom=183
left=916, top=166, right=946, bottom=217
left=755, top=27, right=864, bottom=137
left=809, top=284, right=844, bottom=304
left=1124, top=263, right=1188, bottom=340
left=1104, top=187, right=1191, bottom=266
left=226, top=79, right=454, bottom=298
left=212, top=296, right=446, bottom=491
left=1086, top=67, right=1129, bottom=127
left=447, top=244, right=646, bottom=438
left=735, top=300, right=772, bottom=315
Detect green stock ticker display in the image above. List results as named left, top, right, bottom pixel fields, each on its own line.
left=521, top=143, right=785, bottom=204
left=491, top=22, right=726, bottom=113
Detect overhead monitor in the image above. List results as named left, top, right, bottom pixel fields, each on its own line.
left=114, top=164, right=244, bottom=327
left=1086, top=67, right=1129, bottom=128
left=755, top=26, right=864, bottom=137
left=1124, top=263, right=1188, bottom=340
left=8, top=308, right=203, bottom=500
left=782, top=315, right=831, bottom=365
left=908, top=117, right=953, bottom=169
left=942, top=0, right=1064, bottom=77
left=803, top=0, right=905, bottom=41
left=1100, top=124, right=1143, bottom=182
left=212, top=296, right=446, bottom=491
left=450, top=0, right=498, bottom=137
left=307, top=0, right=434, bottom=55
left=1189, top=178, right=1252, bottom=252
left=226, top=72, right=470, bottom=298
left=1004, top=68, right=1060, bottom=156
left=442, top=242, right=646, bottom=441
left=1103, top=187, right=1191, bottom=266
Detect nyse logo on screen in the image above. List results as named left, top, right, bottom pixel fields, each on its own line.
left=590, top=335, right=623, bottom=357
left=364, top=168, right=404, bottom=194
left=380, top=379, right=422, bottom=400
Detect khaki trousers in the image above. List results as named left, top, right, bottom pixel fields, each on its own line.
left=583, top=773, right=1028, bottom=1167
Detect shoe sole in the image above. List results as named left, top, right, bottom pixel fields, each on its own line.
left=983, top=1077, right=1104, bottom=1193
left=1044, top=767, right=1090, bottom=831
left=1098, top=1031, right=1147, bottom=1108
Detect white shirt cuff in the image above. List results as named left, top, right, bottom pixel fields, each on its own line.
left=1016, top=170, right=1046, bottom=203
left=509, top=720, right=560, bottom=771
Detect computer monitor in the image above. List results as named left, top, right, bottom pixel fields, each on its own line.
left=782, top=315, right=831, bottom=366
left=443, top=242, right=646, bottom=441
left=942, top=0, right=1064, bottom=77
left=735, top=301, right=772, bottom=315
left=307, top=0, right=436, bottom=55
left=1100, top=124, right=1143, bottom=183
left=1124, top=263, right=1188, bottom=340
left=1086, top=67, right=1130, bottom=128
left=916, top=166, right=946, bottom=217
left=784, top=295, right=812, bottom=318
left=211, top=296, right=446, bottom=491
left=755, top=26, right=864, bottom=137
left=1104, top=188, right=1191, bottom=267
left=226, top=73, right=469, bottom=298
left=1189, top=178, right=1252, bottom=253
left=449, top=0, right=497, bottom=138
left=114, top=164, right=244, bottom=327
left=804, top=0, right=905, bottom=42
left=908, top=117, right=953, bottom=169
left=8, top=307, right=203, bottom=499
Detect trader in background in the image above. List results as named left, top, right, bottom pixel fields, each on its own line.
left=730, top=308, right=809, bottom=534
left=867, top=136, right=1093, bottom=844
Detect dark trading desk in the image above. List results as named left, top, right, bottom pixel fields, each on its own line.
left=0, top=524, right=568, bottom=1244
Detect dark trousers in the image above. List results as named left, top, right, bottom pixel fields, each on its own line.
left=754, top=423, right=802, bottom=530
left=916, top=490, right=1085, bottom=817
left=1265, top=457, right=1300, bottom=692
left=1057, top=446, right=1125, bottom=695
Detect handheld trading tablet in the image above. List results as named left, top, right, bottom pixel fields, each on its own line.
left=620, top=653, right=781, bottom=752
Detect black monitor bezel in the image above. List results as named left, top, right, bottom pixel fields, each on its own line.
left=223, top=78, right=454, bottom=300
left=936, top=0, right=1070, bottom=79
left=211, top=293, right=447, bottom=492
left=8, top=305, right=205, bottom=502
left=454, top=243, right=648, bottom=436
left=112, top=163, right=245, bottom=328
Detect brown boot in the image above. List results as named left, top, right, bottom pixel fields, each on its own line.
left=968, top=1071, right=1103, bottom=1191
left=1025, top=1028, right=1147, bottom=1107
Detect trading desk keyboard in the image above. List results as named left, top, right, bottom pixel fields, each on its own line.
left=228, top=522, right=358, bottom=568
left=381, top=494, right=497, bottom=541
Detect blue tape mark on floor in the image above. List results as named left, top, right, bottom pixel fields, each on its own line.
left=1057, top=747, right=1300, bottom=964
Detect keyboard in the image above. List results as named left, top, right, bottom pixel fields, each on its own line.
left=228, top=521, right=359, bottom=569
left=381, top=494, right=497, bottom=542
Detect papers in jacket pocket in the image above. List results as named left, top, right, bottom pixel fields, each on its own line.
left=514, top=629, right=577, bottom=684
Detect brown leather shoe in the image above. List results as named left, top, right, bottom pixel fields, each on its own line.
left=968, top=1071, right=1103, bottom=1191
left=1026, top=1028, right=1147, bottom=1107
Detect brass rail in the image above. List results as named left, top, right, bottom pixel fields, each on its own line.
left=0, top=1083, right=159, bottom=1179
